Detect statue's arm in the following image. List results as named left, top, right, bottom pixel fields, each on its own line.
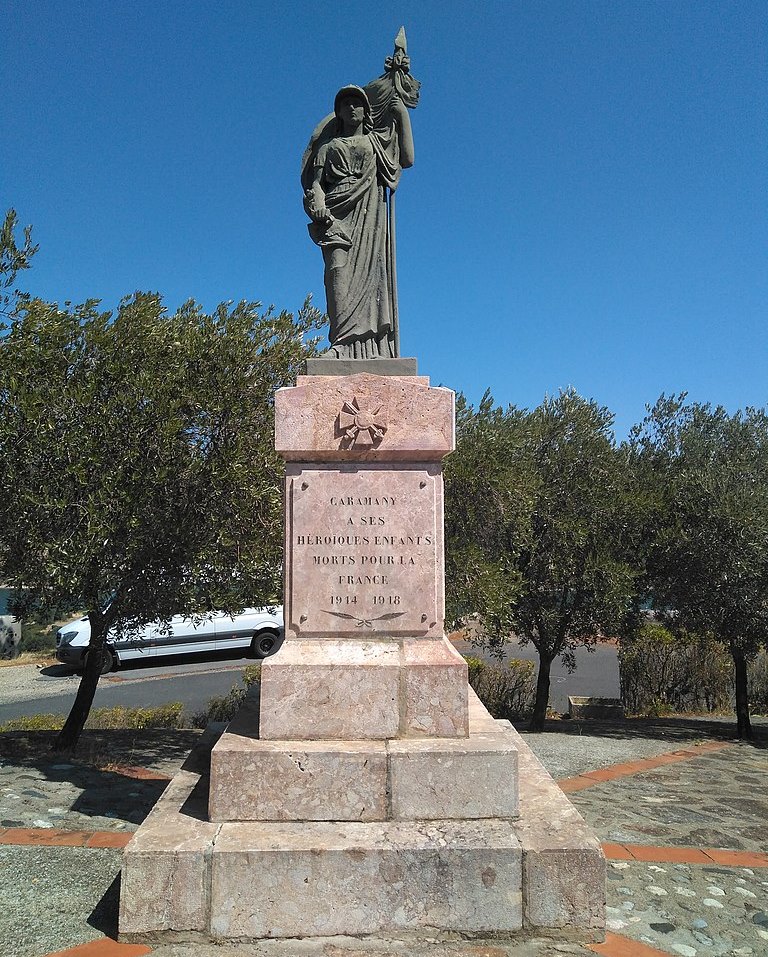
left=304, top=165, right=332, bottom=225
left=392, top=99, right=414, bottom=169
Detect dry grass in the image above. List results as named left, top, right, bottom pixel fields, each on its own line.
left=0, top=651, right=56, bottom=669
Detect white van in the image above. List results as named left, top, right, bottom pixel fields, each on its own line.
left=55, top=606, right=284, bottom=673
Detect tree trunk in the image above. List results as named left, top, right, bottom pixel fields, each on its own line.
left=731, top=642, right=752, bottom=741
left=529, top=653, right=553, bottom=732
left=53, top=608, right=106, bottom=752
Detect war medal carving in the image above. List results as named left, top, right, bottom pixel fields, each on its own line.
left=338, top=397, right=388, bottom=448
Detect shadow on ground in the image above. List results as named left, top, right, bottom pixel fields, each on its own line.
left=88, top=871, right=121, bottom=938
left=0, top=729, right=202, bottom=828
left=0, top=728, right=202, bottom=767
left=514, top=714, right=768, bottom=747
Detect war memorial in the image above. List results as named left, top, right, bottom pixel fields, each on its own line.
left=119, top=30, right=606, bottom=949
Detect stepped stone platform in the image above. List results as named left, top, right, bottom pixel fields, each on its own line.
left=120, top=689, right=604, bottom=944
left=119, top=372, right=604, bottom=947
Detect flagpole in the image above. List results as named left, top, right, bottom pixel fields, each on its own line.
left=389, top=188, right=400, bottom=357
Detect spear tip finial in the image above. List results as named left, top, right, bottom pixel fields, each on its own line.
left=394, top=26, right=407, bottom=52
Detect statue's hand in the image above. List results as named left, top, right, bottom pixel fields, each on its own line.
left=311, top=206, right=332, bottom=226
left=304, top=190, right=332, bottom=225
left=390, top=97, right=411, bottom=128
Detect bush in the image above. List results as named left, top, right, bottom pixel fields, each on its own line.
left=19, top=622, right=57, bottom=654
left=0, top=713, right=64, bottom=732
left=749, top=651, right=768, bottom=715
left=0, top=701, right=184, bottom=733
left=190, top=662, right=263, bottom=728
left=191, top=684, right=247, bottom=729
left=464, top=656, right=486, bottom=686
left=619, top=624, right=733, bottom=716
left=464, top=656, right=535, bottom=720
left=243, top=663, right=262, bottom=688
left=87, top=702, right=184, bottom=730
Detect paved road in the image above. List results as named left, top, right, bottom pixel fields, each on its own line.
left=0, top=655, right=252, bottom=723
left=451, top=637, right=620, bottom=713
left=0, top=638, right=619, bottom=722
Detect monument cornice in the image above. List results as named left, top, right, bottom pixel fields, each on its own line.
left=275, top=372, right=455, bottom=462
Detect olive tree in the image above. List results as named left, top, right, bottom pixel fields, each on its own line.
left=0, top=292, right=322, bottom=749
left=627, top=395, right=768, bottom=739
left=446, top=389, right=636, bottom=731
left=1, top=208, right=37, bottom=317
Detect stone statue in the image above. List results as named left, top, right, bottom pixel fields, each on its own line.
left=301, top=28, right=420, bottom=359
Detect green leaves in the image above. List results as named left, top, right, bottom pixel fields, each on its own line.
left=446, top=388, right=635, bottom=657
left=626, top=397, right=768, bottom=738
left=0, top=209, right=38, bottom=319
left=446, top=388, right=636, bottom=729
left=628, top=397, right=768, bottom=653
left=0, top=292, right=322, bottom=631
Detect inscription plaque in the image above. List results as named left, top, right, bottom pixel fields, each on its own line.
left=285, top=464, right=444, bottom=638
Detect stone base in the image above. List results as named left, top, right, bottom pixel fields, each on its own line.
left=120, top=693, right=605, bottom=944
left=210, top=818, right=523, bottom=939
left=258, top=636, right=469, bottom=741
left=568, top=695, right=625, bottom=720
left=209, top=690, right=518, bottom=823
left=305, top=357, right=418, bottom=376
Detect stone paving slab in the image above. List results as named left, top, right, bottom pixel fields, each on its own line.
left=133, top=940, right=594, bottom=957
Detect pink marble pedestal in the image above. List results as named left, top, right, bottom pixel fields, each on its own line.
left=259, top=373, right=469, bottom=742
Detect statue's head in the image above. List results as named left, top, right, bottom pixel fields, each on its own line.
left=334, top=85, right=373, bottom=134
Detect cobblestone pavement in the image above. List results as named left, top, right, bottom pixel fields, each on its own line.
left=570, top=745, right=768, bottom=852
left=0, top=719, right=766, bottom=957
left=0, top=729, right=197, bottom=833
left=602, top=858, right=768, bottom=956
left=561, top=737, right=768, bottom=956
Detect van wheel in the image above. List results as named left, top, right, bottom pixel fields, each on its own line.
left=251, top=630, right=278, bottom=659
left=85, top=647, right=115, bottom=675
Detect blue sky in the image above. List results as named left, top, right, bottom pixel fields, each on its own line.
left=3, top=0, right=766, bottom=437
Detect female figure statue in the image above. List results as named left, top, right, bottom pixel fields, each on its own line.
left=301, top=32, right=418, bottom=359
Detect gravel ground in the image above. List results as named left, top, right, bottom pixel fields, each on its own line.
left=0, top=663, right=81, bottom=707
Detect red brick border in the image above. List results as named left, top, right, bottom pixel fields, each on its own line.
left=0, top=827, right=132, bottom=848
left=103, top=765, right=172, bottom=782
left=558, top=740, right=732, bottom=792
left=602, top=841, right=768, bottom=867
left=590, top=931, right=671, bottom=956
left=42, top=939, right=151, bottom=957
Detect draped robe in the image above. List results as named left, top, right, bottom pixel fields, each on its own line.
left=304, top=121, right=402, bottom=358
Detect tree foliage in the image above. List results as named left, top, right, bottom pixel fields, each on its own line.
left=444, top=390, right=530, bottom=641
left=1, top=209, right=38, bottom=317
left=627, top=395, right=768, bottom=738
left=0, top=291, right=322, bottom=749
left=446, top=388, right=636, bottom=730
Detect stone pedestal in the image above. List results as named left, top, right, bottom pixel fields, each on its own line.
left=119, top=372, right=605, bottom=947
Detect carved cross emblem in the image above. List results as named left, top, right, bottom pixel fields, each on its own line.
left=339, top=397, right=388, bottom=447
